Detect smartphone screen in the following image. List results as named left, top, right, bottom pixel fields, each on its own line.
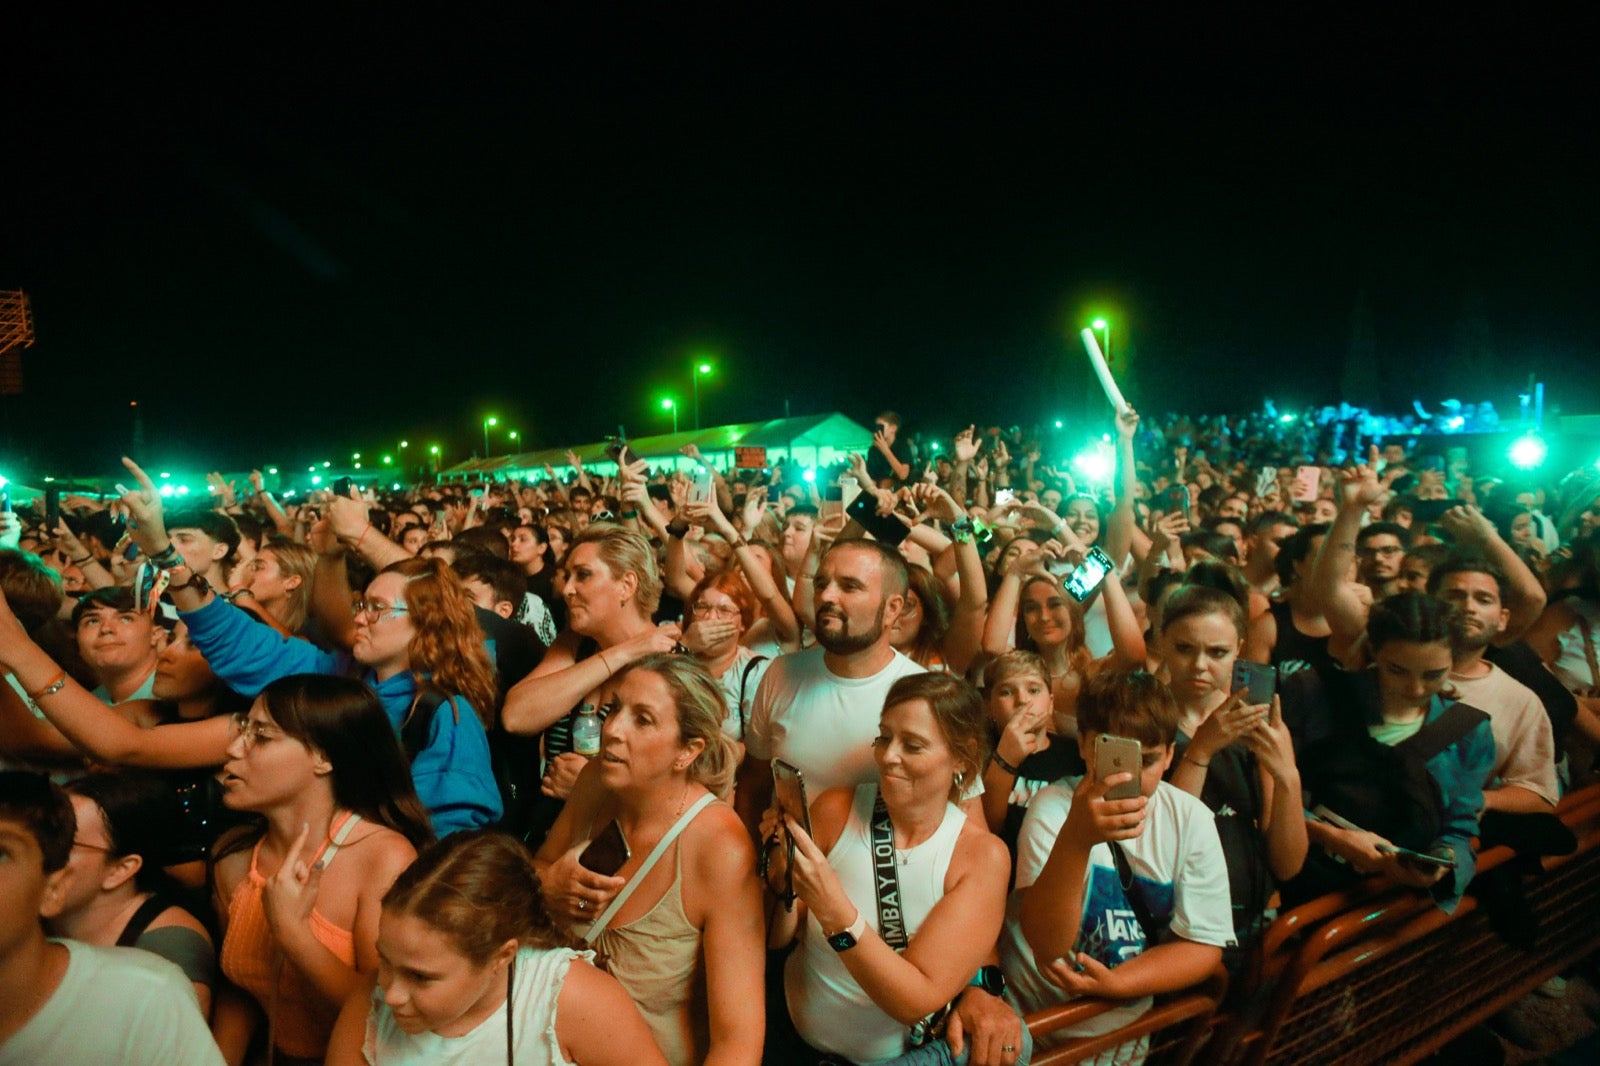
left=689, top=466, right=715, bottom=507
left=578, top=820, right=631, bottom=877
left=994, top=489, right=1015, bottom=506
left=1095, top=734, right=1144, bottom=801
left=1409, top=498, right=1465, bottom=525
left=1063, top=546, right=1115, bottom=602
left=1230, top=660, right=1276, bottom=705
left=772, top=759, right=812, bottom=840
left=332, top=477, right=354, bottom=499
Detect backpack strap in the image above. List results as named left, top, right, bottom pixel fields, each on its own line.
left=1396, top=701, right=1489, bottom=763
left=1108, top=841, right=1163, bottom=945
left=401, top=685, right=452, bottom=760
left=736, top=655, right=768, bottom=738
left=116, top=894, right=175, bottom=948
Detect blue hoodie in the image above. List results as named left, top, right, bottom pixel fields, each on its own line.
left=181, top=597, right=502, bottom=835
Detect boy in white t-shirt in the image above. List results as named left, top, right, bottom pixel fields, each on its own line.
left=1002, top=670, right=1234, bottom=1056
left=0, top=771, right=223, bottom=1066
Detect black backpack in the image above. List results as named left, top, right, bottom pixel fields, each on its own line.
left=1303, top=699, right=1487, bottom=853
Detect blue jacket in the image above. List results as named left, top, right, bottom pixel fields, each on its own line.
left=181, top=597, right=502, bottom=835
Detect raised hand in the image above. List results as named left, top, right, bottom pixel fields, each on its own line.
left=115, top=458, right=169, bottom=555
left=953, top=425, right=979, bottom=462
left=1337, top=464, right=1384, bottom=511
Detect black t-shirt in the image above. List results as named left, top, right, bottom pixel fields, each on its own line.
left=866, top=436, right=914, bottom=486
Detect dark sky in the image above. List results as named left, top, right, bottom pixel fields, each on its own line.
left=4, top=10, right=1596, bottom=476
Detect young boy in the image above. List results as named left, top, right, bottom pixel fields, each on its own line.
left=0, top=771, right=222, bottom=1065
left=1000, top=670, right=1234, bottom=1053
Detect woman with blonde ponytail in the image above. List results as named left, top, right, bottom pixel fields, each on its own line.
left=533, top=654, right=765, bottom=1066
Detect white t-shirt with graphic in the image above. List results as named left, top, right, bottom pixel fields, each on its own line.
left=1001, top=780, right=1235, bottom=1049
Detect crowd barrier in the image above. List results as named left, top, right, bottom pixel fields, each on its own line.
left=1021, top=782, right=1600, bottom=1065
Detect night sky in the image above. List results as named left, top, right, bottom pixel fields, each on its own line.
left=5, top=10, right=1596, bottom=477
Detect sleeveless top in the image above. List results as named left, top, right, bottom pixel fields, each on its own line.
left=1268, top=600, right=1335, bottom=680
left=219, top=813, right=362, bottom=1060
left=363, top=945, right=591, bottom=1066
left=543, top=637, right=603, bottom=759
left=592, top=819, right=712, bottom=1066
left=785, top=784, right=967, bottom=1064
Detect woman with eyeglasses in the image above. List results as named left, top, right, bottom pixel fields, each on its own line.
left=110, top=458, right=503, bottom=835
left=211, top=674, right=434, bottom=1063
left=680, top=570, right=773, bottom=749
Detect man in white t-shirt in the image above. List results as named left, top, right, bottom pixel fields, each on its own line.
left=1004, top=670, right=1234, bottom=1053
left=1432, top=562, right=1559, bottom=812
left=0, top=771, right=223, bottom=1066
left=735, top=538, right=922, bottom=832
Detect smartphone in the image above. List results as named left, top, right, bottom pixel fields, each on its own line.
left=45, top=487, right=60, bottom=529
left=845, top=491, right=912, bottom=547
left=772, top=759, right=812, bottom=840
left=0, top=474, right=9, bottom=512
left=1291, top=466, right=1321, bottom=504
left=1255, top=467, right=1277, bottom=498
left=1409, top=498, right=1465, bottom=525
left=994, top=488, right=1016, bottom=506
left=332, top=476, right=354, bottom=499
left=1156, top=484, right=1190, bottom=521
left=689, top=466, right=715, bottom=507
left=1063, top=546, right=1115, bottom=602
left=822, top=483, right=844, bottom=503
left=1095, top=734, right=1144, bottom=801
left=1230, top=660, right=1276, bottom=705
left=578, top=820, right=632, bottom=877
left=1379, top=843, right=1457, bottom=872
left=605, top=440, right=637, bottom=469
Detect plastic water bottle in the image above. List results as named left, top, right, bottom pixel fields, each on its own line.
left=572, top=703, right=601, bottom=758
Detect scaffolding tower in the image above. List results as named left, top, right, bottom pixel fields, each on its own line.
left=0, top=290, right=36, bottom=395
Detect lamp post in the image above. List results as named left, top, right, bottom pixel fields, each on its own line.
left=692, top=360, right=713, bottom=430
left=482, top=416, right=498, bottom=458
left=661, top=397, right=679, bottom=434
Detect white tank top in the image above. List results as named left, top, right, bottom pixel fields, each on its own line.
left=785, top=784, right=966, bottom=1064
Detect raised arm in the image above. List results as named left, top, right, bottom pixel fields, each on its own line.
left=913, top=484, right=989, bottom=674
left=691, top=498, right=801, bottom=649
left=1104, top=406, right=1142, bottom=566
left=1308, top=465, right=1379, bottom=647
left=1437, top=504, right=1547, bottom=641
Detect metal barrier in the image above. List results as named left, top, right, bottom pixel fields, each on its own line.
left=1018, top=783, right=1600, bottom=1066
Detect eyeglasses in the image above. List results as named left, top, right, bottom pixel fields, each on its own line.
left=690, top=602, right=741, bottom=620
left=228, top=712, right=286, bottom=749
left=352, top=599, right=410, bottom=621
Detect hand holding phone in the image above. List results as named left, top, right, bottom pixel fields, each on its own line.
left=1063, top=546, right=1115, bottom=602
left=1230, top=660, right=1277, bottom=705
left=1095, top=734, right=1143, bottom=801
left=578, top=820, right=632, bottom=877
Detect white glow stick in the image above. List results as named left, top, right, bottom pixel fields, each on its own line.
left=1080, top=328, right=1129, bottom=415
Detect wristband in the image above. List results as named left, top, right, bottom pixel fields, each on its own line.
left=1182, top=752, right=1211, bottom=769
left=27, top=670, right=68, bottom=702
left=150, top=543, right=184, bottom=570
left=620, top=509, right=640, bottom=520
left=68, top=555, right=93, bottom=567
left=991, top=749, right=1024, bottom=777
left=356, top=524, right=375, bottom=552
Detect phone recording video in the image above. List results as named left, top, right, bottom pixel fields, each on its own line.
left=1062, top=546, right=1115, bottom=602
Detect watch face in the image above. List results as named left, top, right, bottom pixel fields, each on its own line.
left=827, top=931, right=858, bottom=952
left=978, top=965, right=1006, bottom=995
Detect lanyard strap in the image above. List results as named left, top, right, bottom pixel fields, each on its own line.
left=869, top=791, right=909, bottom=952
left=584, top=793, right=717, bottom=943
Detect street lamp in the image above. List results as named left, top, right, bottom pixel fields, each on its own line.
left=1091, top=318, right=1112, bottom=363
left=661, top=397, right=679, bottom=434
left=482, top=416, right=498, bottom=458
left=692, top=359, right=714, bottom=431
left=508, top=430, right=520, bottom=448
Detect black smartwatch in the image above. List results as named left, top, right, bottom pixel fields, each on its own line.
left=827, top=912, right=867, bottom=952
left=969, top=964, right=1007, bottom=997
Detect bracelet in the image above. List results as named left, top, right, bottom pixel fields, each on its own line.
left=1182, top=752, right=1211, bottom=769
left=27, top=670, right=68, bottom=702
left=68, top=554, right=93, bottom=567
left=620, top=509, right=640, bottom=520
left=991, top=750, right=1024, bottom=777
left=597, top=650, right=613, bottom=675
left=356, top=524, right=375, bottom=551
left=149, top=543, right=184, bottom=570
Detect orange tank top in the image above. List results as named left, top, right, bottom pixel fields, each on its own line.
left=219, top=812, right=361, bottom=1060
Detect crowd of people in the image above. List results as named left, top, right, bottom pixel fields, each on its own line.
left=2, top=400, right=1599, bottom=1065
